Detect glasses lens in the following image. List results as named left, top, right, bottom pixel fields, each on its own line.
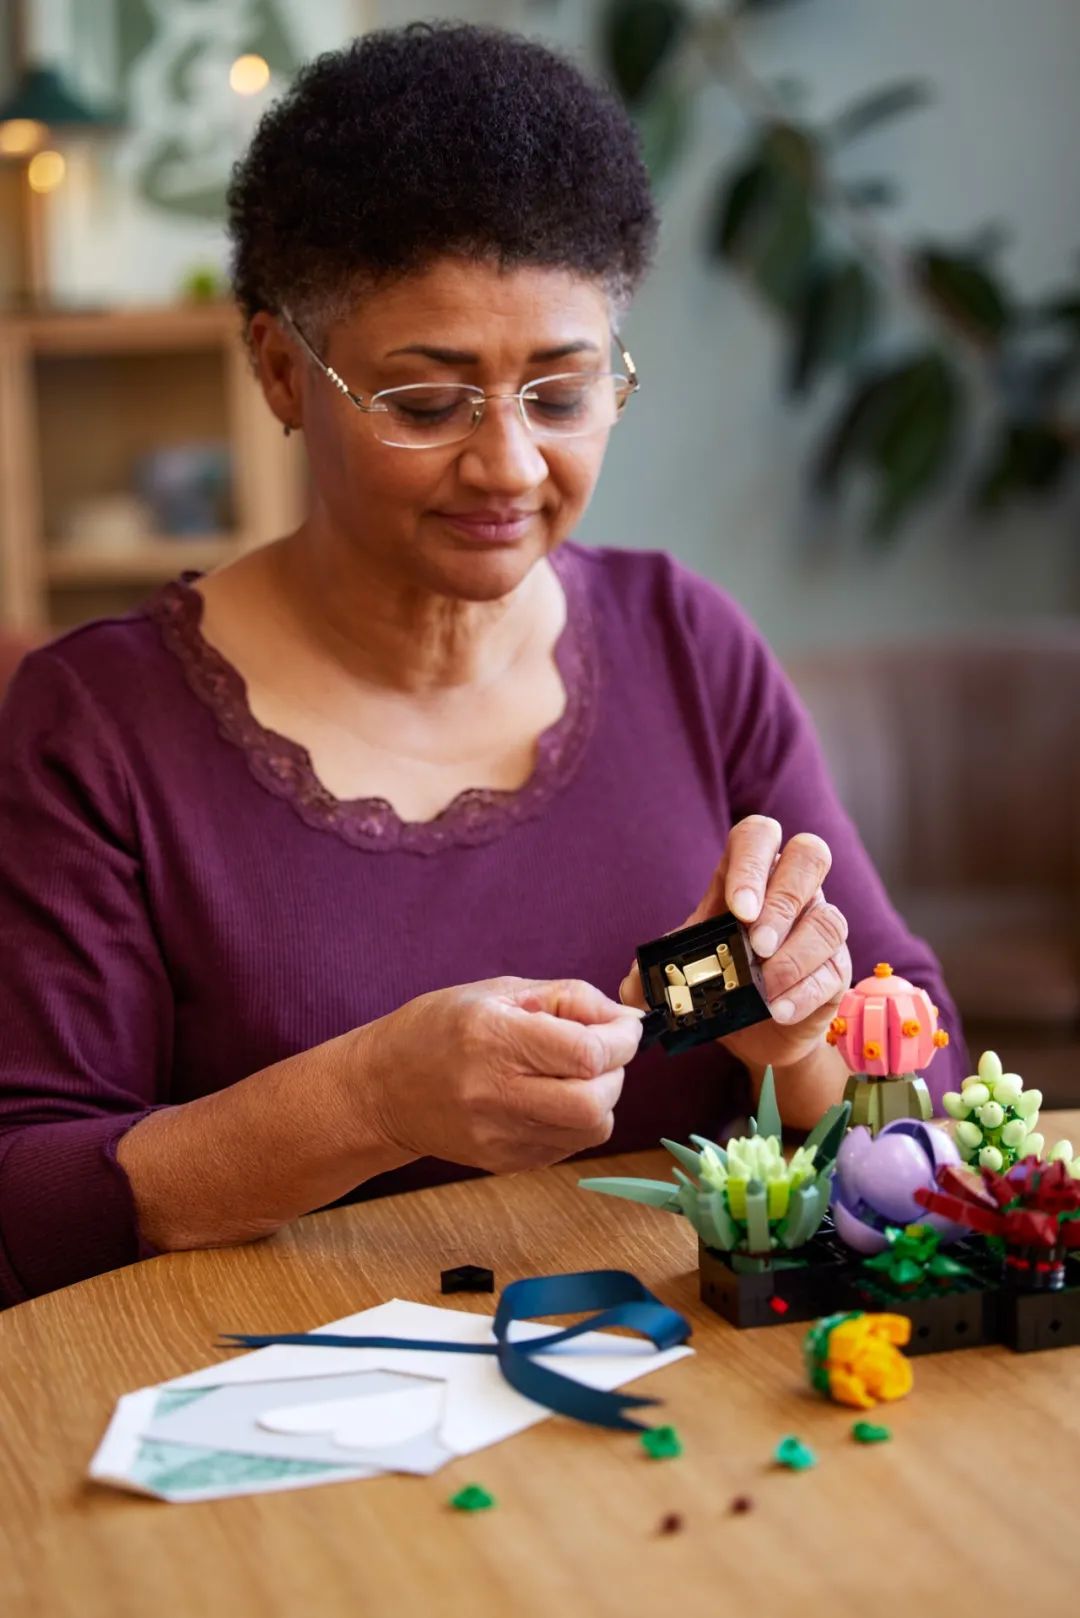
left=522, top=374, right=630, bottom=437
left=373, top=384, right=482, bottom=447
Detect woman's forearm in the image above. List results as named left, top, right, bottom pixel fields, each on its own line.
left=116, top=1026, right=414, bottom=1252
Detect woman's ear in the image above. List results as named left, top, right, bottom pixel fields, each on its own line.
left=248, top=310, right=303, bottom=433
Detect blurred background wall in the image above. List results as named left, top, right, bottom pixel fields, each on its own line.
left=1, top=0, right=1077, bottom=644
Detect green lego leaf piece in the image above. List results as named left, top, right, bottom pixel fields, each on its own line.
left=683, top=1185, right=739, bottom=1250
left=752, top=1066, right=783, bottom=1142
left=689, top=1132, right=728, bottom=1160
left=776, top=1181, right=828, bottom=1249
left=577, top=1177, right=681, bottom=1209
left=662, top=1138, right=708, bottom=1178
left=640, top=1424, right=683, bottom=1459
left=450, top=1483, right=496, bottom=1511
left=852, top=1421, right=891, bottom=1444
left=774, top=1435, right=817, bottom=1471
left=803, top=1100, right=852, bottom=1168
left=743, top=1179, right=773, bottom=1254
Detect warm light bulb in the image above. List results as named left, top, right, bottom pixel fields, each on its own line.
left=229, top=54, right=270, bottom=95
left=27, top=149, right=66, bottom=193
left=0, top=118, right=48, bottom=155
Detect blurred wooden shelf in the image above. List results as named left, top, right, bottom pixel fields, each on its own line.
left=7, top=302, right=240, bottom=355
left=0, top=302, right=305, bottom=632
left=44, top=536, right=239, bottom=587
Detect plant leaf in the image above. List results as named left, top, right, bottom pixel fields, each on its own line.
left=777, top=1182, right=827, bottom=1248
left=744, top=177, right=818, bottom=314
left=752, top=1067, right=783, bottom=1141
left=974, top=421, right=1071, bottom=510
left=690, top=1132, right=729, bottom=1159
left=689, top=1187, right=739, bottom=1250
left=662, top=1138, right=708, bottom=1178
left=635, top=78, right=692, bottom=183
left=787, top=258, right=878, bottom=395
left=708, top=159, right=775, bottom=261
left=830, top=79, right=933, bottom=144
left=578, top=1176, right=681, bottom=1209
left=867, top=353, right=964, bottom=537
left=743, top=1181, right=773, bottom=1254
left=803, top=1100, right=852, bottom=1167
left=602, top=0, right=688, bottom=106
left=915, top=247, right=1013, bottom=341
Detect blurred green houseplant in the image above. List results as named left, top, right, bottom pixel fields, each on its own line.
left=602, top=0, right=1080, bottom=539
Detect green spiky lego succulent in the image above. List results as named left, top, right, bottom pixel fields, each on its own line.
left=578, top=1069, right=850, bottom=1265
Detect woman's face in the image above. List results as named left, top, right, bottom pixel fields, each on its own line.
left=261, top=258, right=619, bottom=601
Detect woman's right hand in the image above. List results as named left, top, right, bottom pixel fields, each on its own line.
left=357, top=977, right=643, bottom=1174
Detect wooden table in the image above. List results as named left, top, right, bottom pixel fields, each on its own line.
left=5, top=1115, right=1080, bottom=1618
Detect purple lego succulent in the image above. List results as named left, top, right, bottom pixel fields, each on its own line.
left=831, top=1119, right=967, bottom=1255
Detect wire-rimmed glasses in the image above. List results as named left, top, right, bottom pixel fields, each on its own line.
left=280, top=308, right=639, bottom=450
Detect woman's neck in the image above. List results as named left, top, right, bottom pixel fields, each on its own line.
left=264, top=527, right=565, bottom=698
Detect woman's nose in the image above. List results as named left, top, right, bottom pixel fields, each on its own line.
left=456, top=396, right=548, bottom=492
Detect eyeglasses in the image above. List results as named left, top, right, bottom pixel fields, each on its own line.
left=280, top=308, right=639, bottom=450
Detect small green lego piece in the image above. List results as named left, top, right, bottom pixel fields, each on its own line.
left=774, top=1435, right=816, bottom=1471
left=852, top=1421, right=892, bottom=1444
left=640, top=1424, right=683, bottom=1459
left=450, top=1483, right=496, bottom=1511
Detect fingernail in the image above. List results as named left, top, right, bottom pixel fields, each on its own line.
left=770, top=998, right=796, bottom=1024
left=751, top=925, right=778, bottom=958
left=732, top=887, right=761, bottom=922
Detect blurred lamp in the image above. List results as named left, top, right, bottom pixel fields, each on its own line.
left=229, top=55, right=271, bottom=96
left=0, top=4, right=123, bottom=308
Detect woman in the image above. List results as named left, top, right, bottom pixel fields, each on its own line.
left=0, top=24, right=964, bottom=1306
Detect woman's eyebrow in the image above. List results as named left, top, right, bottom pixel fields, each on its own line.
left=382, top=340, right=601, bottom=364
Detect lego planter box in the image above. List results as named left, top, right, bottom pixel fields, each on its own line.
left=854, top=1267, right=999, bottom=1356
left=996, top=1256, right=1080, bottom=1353
left=698, top=1229, right=856, bottom=1329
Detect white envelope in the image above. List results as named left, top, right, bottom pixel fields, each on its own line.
left=88, top=1297, right=692, bottom=1502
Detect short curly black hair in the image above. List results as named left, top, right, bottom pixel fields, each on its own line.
left=227, top=22, right=657, bottom=336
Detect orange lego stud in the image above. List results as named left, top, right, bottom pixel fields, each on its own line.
left=901, top=1019, right=921, bottom=1038
left=933, top=1029, right=950, bottom=1048
left=830, top=1016, right=847, bottom=1036
left=873, top=963, right=893, bottom=978
left=862, top=1041, right=882, bottom=1062
left=825, top=1030, right=837, bottom=1046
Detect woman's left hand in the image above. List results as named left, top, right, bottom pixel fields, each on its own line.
left=620, top=815, right=852, bottom=1072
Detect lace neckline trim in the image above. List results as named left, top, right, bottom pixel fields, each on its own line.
left=147, top=548, right=598, bottom=854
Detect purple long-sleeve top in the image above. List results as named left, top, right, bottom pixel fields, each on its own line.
left=0, top=544, right=966, bottom=1304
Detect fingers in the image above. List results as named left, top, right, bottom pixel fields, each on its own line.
left=516, top=978, right=640, bottom=1026
left=766, top=927, right=852, bottom=1026
left=521, top=1066, right=626, bottom=1137
left=502, top=980, right=643, bottom=1079
left=618, top=963, right=645, bottom=1011
left=748, top=832, right=832, bottom=959
left=723, top=816, right=783, bottom=924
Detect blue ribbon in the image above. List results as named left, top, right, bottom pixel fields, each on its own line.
left=219, top=1268, right=690, bottom=1433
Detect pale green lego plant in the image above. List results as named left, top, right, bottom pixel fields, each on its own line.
left=941, top=1050, right=1080, bottom=1174
left=578, top=1068, right=850, bottom=1268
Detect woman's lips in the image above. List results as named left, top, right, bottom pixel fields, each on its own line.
left=436, top=511, right=538, bottom=544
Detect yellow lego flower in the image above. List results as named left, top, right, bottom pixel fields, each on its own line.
left=805, top=1312, right=913, bottom=1410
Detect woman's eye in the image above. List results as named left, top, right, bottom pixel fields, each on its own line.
left=385, top=390, right=472, bottom=424
left=530, top=385, right=590, bottom=417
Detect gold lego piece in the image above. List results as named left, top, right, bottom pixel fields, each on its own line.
left=683, top=954, right=722, bottom=988
left=665, top=985, right=694, bottom=1017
